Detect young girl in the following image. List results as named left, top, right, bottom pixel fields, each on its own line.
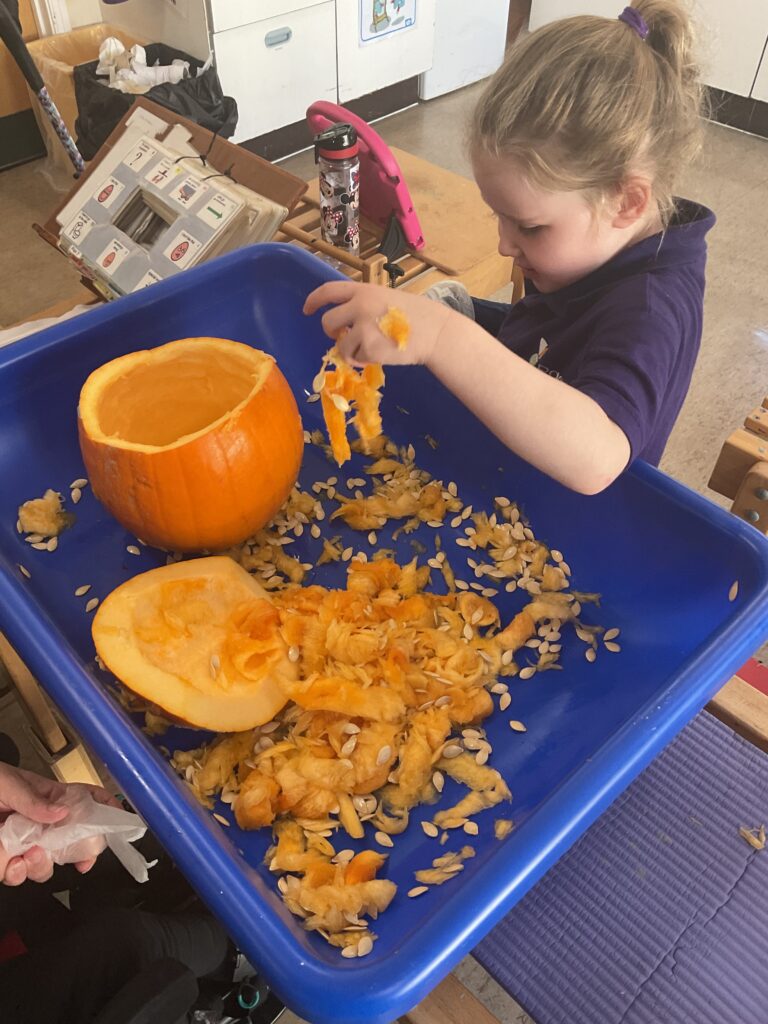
left=304, top=0, right=714, bottom=495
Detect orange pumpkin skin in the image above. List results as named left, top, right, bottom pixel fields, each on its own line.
left=78, top=338, right=303, bottom=552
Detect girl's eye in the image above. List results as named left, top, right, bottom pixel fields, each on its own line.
left=519, top=224, right=544, bottom=235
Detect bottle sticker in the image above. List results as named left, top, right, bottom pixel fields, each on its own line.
left=163, top=230, right=202, bottom=268
left=93, top=177, right=125, bottom=209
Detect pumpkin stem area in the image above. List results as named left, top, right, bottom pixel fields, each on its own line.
left=90, top=343, right=270, bottom=448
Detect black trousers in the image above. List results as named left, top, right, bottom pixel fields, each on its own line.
left=0, top=854, right=230, bottom=1024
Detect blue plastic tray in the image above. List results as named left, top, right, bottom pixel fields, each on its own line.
left=1, top=244, right=767, bottom=1024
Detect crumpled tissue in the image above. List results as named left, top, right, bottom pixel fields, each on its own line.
left=95, top=36, right=204, bottom=94
left=0, top=784, right=155, bottom=883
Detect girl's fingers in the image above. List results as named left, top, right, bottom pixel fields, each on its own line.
left=320, top=303, right=355, bottom=341
left=303, top=281, right=360, bottom=316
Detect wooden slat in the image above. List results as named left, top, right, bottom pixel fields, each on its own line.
left=708, top=673, right=768, bottom=753
left=745, top=405, right=768, bottom=440
left=731, top=460, right=768, bottom=533
left=0, top=634, right=68, bottom=753
left=708, top=428, right=768, bottom=499
left=401, top=974, right=502, bottom=1024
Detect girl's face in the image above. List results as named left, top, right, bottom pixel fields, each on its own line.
left=473, top=152, right=645, bottom=294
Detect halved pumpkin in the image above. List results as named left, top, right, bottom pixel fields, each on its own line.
left=92, top=556, right=295, bottom=731
left=78, top=338, right=303, bottom=552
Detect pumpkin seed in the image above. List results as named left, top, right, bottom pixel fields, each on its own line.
left=70, top=478, right=88, bottom=489
left=408, top=885, right=429, bottom=897
left=505, top=580, right=518, bottom=593
left=288, top=646, right=300, bottom=663
left=434, top=695, right=451, bottom=708
left=18, top=564, right=31, bottom=579
left=518, top=666, right=536, bottom=680
left=261, top=720, right=280, bottom=733
left=509, top=720, right=527, bottom=732
left=16, top=519, right=22, bottom=534
left=341, top=546, right=354, bottom=561
left=341, top=945, right=358, bottom=958
left=475, top=748, right=490, bottom=765
left=342, top=723, right=361, bottom=735
left=481, top=588, right=498, bottom=598
left=374, top=831, right=394, bottom=848
left=450, top=516, right=463, bottom=528
left=729, top=580, right=739, bottom=602
left=209, top=654, right=221, bottom=678
left=25, top=534, right=43, bottom=544
left=71, top=488, right=82, bottom=504
left=462, top=623, right=473, bottom=641
left=368, top=531, right=378, bottom=545
left=499, top=692, right=512, bottom=711
left=32, top=542, right=47, bottom=550
left=604, top=641, right=621, bottom=653
left=501, top=650, right=515, bottom=666
left=432, top=771, right=444, bottom=793
left=306, top=393, right=320, bottom=403
left=421, top=821, right=439, bottom=837
left=357, top=936, right=374, bottom=957
left=604, top=627, right=620, bottom=641
left=463, top=821, right=479, bottom=836
left=85, top=598, right=99, bottom=613
left=448, top=481, right=458, bottom=497
left=376, top=745, right=392, bottom=766
left=213, top=813, right=230, bottom=827
left=442, top=744, right=463, bottom=759
left=491, top=682, right=508, bottom=694
left=46, top=537, right=58, bottom=552
left=126, top=545, right=141, bottom=556
left=340, top=737, right=357, bottom=757
left=585, top=648, right=597, bottom=663
left=495, top=496, right=510, bottom=507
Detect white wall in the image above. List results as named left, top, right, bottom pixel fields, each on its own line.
left=95, top=0, right=211, bottom=59
left=67, top=0, right=102, bottom=28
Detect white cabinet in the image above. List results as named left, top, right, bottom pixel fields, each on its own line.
left=213, top=2, right=337, bottom=143
left=529, top=1, right=768, bottom=98
left=335, top=0, right=436, bottom=103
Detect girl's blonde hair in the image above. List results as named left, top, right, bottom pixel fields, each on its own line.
left=472, top=0, right=704, bottom=223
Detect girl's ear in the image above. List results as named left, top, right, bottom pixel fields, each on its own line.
left=612, top=177, right=654, bottom=228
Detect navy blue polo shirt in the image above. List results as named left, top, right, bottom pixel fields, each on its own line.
left=476, top=199, right=715, bottom=466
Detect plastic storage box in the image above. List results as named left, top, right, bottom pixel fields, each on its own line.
left=1, top=244, right=767, bottom=1024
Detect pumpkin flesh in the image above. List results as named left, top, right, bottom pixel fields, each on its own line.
left=93, top=556, right=296, bottom=731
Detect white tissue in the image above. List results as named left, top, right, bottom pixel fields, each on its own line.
left=0, top=785, right=155, bottom=883
left=94, top=36, right=191, bottom=94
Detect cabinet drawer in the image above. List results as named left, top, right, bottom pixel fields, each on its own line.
left=213, top=2, right=337, bottom=142
left=209, top=0, right=329, bottom=34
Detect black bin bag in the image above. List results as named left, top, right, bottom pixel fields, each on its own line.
left=74, top=43, right=238, bottom=160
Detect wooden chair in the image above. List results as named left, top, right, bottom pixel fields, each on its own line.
left=709, top=395, right=768, bottom=534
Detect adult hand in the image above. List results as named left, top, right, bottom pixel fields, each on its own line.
left=303, top=281, right=452, bottom=367
left=0, top=763, right=118, bottom=886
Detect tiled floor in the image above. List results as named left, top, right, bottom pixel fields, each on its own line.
left=1, top=84, right=767, bottom=1024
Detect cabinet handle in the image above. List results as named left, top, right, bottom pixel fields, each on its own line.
left=265, top=27, right=292, bottom=47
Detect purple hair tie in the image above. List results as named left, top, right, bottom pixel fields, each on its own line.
left=618, top=6, right=649, bottom=39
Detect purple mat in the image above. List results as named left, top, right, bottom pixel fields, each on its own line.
left=475, top=712, right=768, bottom=1024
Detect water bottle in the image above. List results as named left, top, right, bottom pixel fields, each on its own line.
left=314, top=123, right=360, bottom=255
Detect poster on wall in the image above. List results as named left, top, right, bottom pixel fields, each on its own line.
left=359, top=0, right=416, bottom=44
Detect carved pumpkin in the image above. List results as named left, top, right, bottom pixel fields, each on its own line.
left=92, top=556, right=295, bottom=731
left=78, top=338, right=303, bottom=552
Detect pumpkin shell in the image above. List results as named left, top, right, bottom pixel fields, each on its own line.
left=78, top=337, right=303, bottom=552
left=92, top=555, right=294, bottom=731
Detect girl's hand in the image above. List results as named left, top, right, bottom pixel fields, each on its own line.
left=303, top=281, right=451, bottom=366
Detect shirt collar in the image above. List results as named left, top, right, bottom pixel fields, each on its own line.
left=523, top=198, right=716, bottom=318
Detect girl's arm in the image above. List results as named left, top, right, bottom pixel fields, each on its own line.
left=304, top=282, right=630, bottom=495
